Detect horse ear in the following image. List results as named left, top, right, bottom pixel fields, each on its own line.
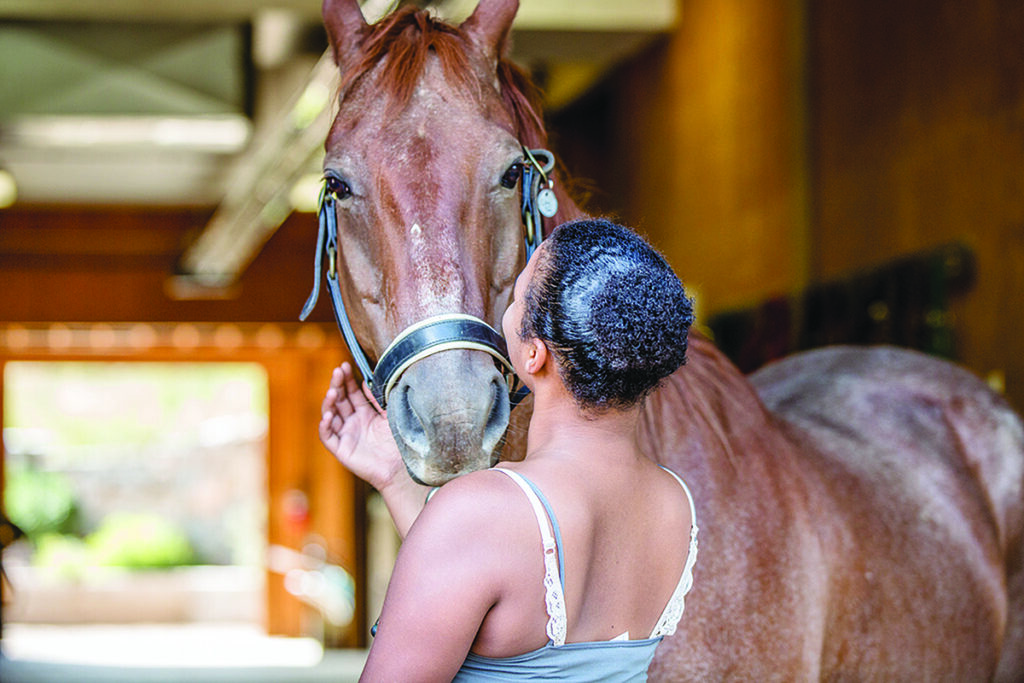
left=460, top=0, right=520, bottom=62
left=322, top=0, right=367, bottom=66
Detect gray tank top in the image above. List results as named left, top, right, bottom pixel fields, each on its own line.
left=452, top=466, right=699, bottom=682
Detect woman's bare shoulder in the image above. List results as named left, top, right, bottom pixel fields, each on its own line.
left=407, top=468, right=536, bottom=544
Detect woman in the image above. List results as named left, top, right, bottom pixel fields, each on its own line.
left=320, top=218, right=698, bottom=681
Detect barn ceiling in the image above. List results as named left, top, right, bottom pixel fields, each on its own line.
left=0, top=0, right=676, bottom=286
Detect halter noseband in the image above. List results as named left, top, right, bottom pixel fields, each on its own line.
left=300, top=146, right=557, bottom=410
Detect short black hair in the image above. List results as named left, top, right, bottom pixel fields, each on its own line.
left=521, top=218, right=695, bottom=411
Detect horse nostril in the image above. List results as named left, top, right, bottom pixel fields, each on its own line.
left=391, top=383, right=428, bottom=452
left=482, top=376, right=511, bottom=453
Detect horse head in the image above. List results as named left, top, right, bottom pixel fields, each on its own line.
left=318, top=0, right=573, bottom=484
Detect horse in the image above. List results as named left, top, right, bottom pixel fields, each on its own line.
left=310, top=0, right=1024, bottom=679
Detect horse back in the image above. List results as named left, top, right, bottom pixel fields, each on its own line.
left=641, top=337, right=1024, bottom=681
left=752, top=345, right=1024, bottom=682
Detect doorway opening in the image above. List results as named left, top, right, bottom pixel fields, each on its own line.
left=1, top=360, right=284, bottom=664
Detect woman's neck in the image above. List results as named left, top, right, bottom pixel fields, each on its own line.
left=525, top=390, right=643, bottom=463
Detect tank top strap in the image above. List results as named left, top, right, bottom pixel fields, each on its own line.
left=658, top=466, right=697, bottom=527
left=492, top=467, right=568, bottom=646
left=649, top=466, right=699, bottom=639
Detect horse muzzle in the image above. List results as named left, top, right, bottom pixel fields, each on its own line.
left=386, top=347, right=510, bottom=485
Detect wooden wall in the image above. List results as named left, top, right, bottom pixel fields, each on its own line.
left=554, top=0, right=1023, bottom=412
left=595, top=0, right=809, bottom=321
left=809, top=0, right=1024, bottom=410
left=0, top=206, right=339, bottom=324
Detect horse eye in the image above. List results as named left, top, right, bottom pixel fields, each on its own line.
left=325, top=175, right=352, bottom=200
left=499, top=162, right=522, bottom=189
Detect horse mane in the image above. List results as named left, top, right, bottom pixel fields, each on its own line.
left=339, top=6, right=548, bottom=148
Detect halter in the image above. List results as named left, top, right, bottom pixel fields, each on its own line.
left=300, top=146, right=557, bottom=409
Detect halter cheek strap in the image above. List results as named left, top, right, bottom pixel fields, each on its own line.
left=300, top=185, right=374, bottom=384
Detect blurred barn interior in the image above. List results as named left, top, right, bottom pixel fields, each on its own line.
left=1, top=0, right=1022, bottom=665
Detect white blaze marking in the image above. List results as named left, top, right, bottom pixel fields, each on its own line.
left=409, top=222, right=461, bottom=311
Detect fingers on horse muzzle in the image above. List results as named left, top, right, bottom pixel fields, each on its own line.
left=387, top=351, right=510, bottom=485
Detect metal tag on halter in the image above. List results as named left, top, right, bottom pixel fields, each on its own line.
left=537, top=187, right=558, bottom=218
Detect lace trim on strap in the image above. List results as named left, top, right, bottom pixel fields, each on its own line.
left=493, top=468, right=568, bottom=647
left=649, top=468, right=700, bottom=639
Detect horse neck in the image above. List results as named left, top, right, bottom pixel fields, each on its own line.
left=639, top=331, right=780, bottom=474
left=504, top=333, right=771, bottom=471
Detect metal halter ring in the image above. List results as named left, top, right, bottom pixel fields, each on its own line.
left=520, top=147, right=557, bottom=261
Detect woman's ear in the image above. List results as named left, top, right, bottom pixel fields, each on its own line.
left=523, top=338, right=548, bottom=376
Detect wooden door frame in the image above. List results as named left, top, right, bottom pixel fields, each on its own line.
left=0, top=322, right=364, bottom=646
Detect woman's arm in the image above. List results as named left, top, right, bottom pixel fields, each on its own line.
left=359, top=476, right=513, bottom=682
left=319, top=362, right=431, bottom=537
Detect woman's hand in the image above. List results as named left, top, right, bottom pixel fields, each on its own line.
left=319, top=362, right=430, bottom=537
left=319, top=362, right=402, bottom=490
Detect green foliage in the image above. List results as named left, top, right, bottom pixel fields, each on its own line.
left=4, top=361, right=266, bottom=574
left=4, top=467, right=77, bottom=540
left=31, top=513, right=197, bottom=575
left=86, top=512, right=196, bottom=569
left=33, top=533, right=91, bottom=579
